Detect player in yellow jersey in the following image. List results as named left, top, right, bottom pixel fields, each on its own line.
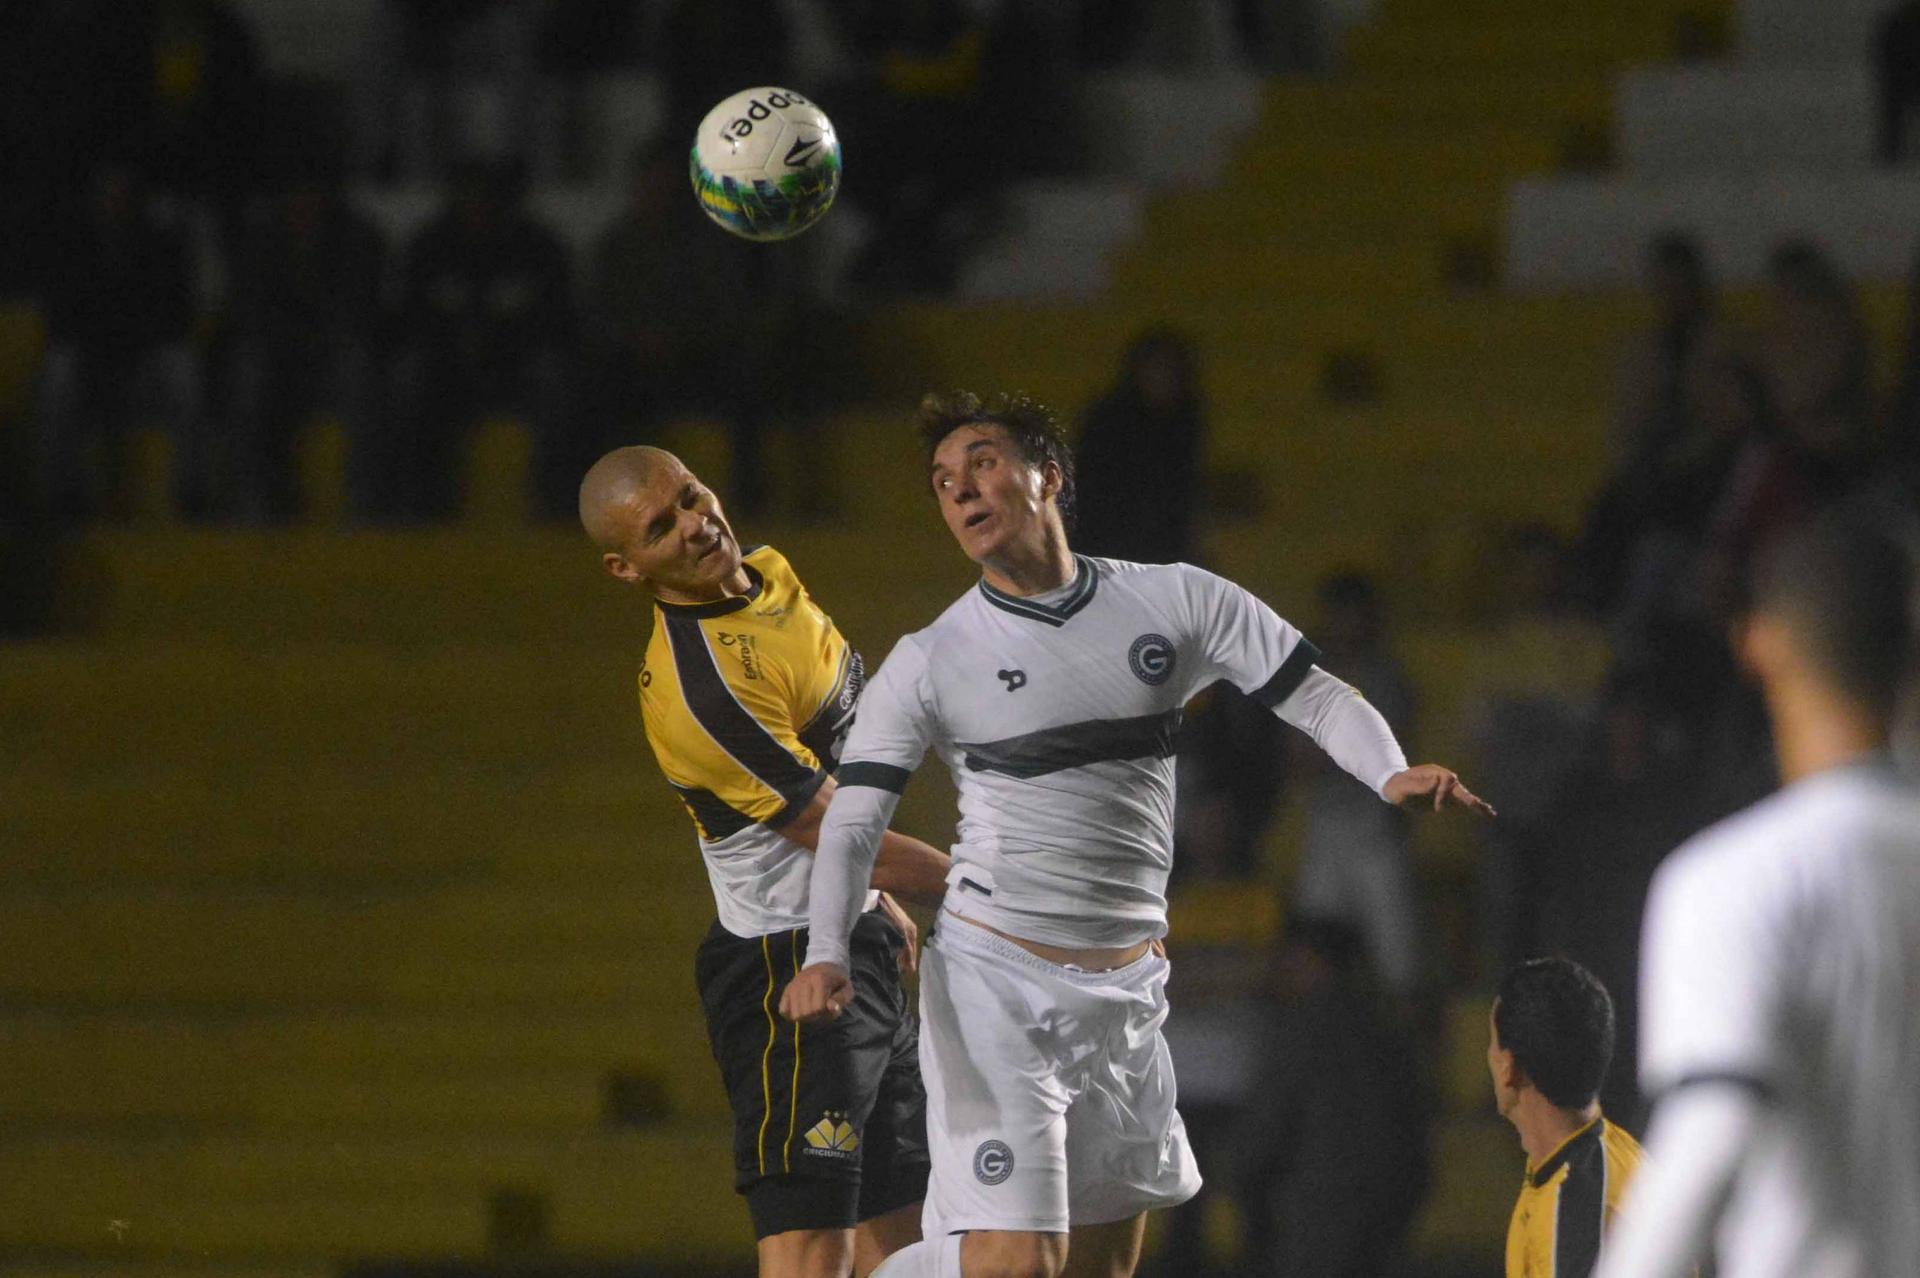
left=580, top=445, right=953, bottom=1278
left=1488, top=957, right=1646, bottom=1278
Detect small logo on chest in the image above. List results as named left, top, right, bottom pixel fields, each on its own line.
left=1128, top=634, right=1176, bottom=686
left=996, top=669, right=1027, bottom=692
left=717, top=631, right=762, bottom=680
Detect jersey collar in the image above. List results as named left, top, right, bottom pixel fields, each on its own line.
left=1527, top=1115, right=1603, bottom=1188
left=977, top=556, right=1100, bottom=627
left=655, top=564, right=764, bottom=619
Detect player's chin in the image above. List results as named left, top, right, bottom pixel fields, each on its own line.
left=695, top=540, right=740, bottom=579
left=952, top=519, right=1004, bottom=562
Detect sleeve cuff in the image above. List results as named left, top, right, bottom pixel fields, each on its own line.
left=835, top=760, right=912, bottom=794
left=1250, top=640, right=1324, bottom=708
left=801, top=937, right=852, bottom=970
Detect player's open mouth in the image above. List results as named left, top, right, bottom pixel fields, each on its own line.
left=964, top=512, right=991, bottom=529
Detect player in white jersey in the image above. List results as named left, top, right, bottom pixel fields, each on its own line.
left=780, top=391, right=1492, bottom=1278
left=1595, top=514, right=1920, bottom=1278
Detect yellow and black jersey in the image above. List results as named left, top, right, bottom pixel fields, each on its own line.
left=1506, top=1116, right=1645, bottom=1278
left=639, top=544, right=865, bottom=937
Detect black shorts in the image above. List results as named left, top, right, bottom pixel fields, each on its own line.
left=695, top=911, right=930, bottom=1239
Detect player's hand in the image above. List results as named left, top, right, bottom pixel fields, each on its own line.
left=1383, top=765, right=1496, bottom=818
left=780, top=962, right=853, bottom=1025
left=876, top=891, right=920, bottom=979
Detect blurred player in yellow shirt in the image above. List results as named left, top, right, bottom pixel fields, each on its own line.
left=1489, top=957, right=1646, bottom=1278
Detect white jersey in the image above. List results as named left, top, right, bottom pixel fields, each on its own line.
left=1637, top=757, right=1920, bottom=1278
left=833, top=556, right=1397, bottom=948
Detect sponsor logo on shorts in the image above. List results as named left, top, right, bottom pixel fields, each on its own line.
left=973, top=1139, right=1014, bottom=1185
left=1128, top=634, right=1176, bottom=686
left=802, top=1111, right=861, bottom=1159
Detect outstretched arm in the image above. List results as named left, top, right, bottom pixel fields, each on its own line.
left=1177, top=565, right=1492, bottom=819
left=1277, top=666, right=1496, bottom=817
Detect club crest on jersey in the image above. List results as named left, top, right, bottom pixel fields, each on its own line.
left=1128, top=634, right=1176, bottom=686
left=974, top=1139, right=1014, bottom=1185
left=802, top=1111, right=860, bottom=1158
left=997, top=668, right=1027, bottom=692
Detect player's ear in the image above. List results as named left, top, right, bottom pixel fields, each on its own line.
left=1038, top=459, right=1063, bottom=502
left=603, top=551, right=644, bottom=585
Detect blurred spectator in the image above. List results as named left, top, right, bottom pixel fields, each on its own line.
left=376, top=0, right=546, bottom=181
left=4, top=2, right=138, bottom=225
left=1290, top=572, right=1422, bottom=999
left=139, top=0, right=263, bottom=237
left=829, top=0, right=991, bottom=293
left=1611, top=233, right=1730, bottom=469
left=1461, top=525, right=1608, bottom=977
left=528, top=0, right=649, bottom=182
left=1692, top=354, right=1816, bottom=620
left=1577, top=236, right=1756, bottom=667
left=1075, top=327, right=1205, bottom=565
left=1753, top=239, right=1876, bottom=496
left=1072, top=327, right=1286, bottom=883
left=829, top=0, right=1078, bottom=293
left=32, top=160, right=207, bottom=521
left=4, top=0, right=260, bottom=261
left=586, top=140, right=838, bottom=521
left=1877, top=0, right=1920, bottom=164
left=1232, top=916, right=1433, bottom=1278
left=380, top=158, right=575, bottom=522
left=226, top=169, right=386, bottom=524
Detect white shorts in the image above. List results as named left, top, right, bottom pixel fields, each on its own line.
left=916, top=914, right=1202, bottom=1236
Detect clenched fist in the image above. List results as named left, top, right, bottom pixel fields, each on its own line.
left=780, top=962, right=853, bottom=1024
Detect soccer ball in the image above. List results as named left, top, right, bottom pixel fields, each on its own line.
left=690, top=87, right=841, bottom=242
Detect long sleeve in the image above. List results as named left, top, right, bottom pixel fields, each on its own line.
left=802, top=636, right=937, bottom=969
left=1173, top=565, right=1407, bottom=797
left=1274, top=666, right=1409, bottom=797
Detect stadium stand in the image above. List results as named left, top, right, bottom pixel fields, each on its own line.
left=7, top=0, right=1851, bottom=1274
left=1508, top=0, right=1920, bottom=287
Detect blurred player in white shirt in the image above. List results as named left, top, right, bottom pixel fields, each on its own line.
left=780, top=391, right=1491, bottom=1278
left=1597, top=514, right=1920, bottom=1278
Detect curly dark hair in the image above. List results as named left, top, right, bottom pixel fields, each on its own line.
left=1494, top=957, right=1616, bottom=1111
left=916, top=390, right=1076, bottom=530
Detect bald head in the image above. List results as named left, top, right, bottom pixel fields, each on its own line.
left=579, top=445, right=682, bottom=551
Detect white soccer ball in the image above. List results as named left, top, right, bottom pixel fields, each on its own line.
left=690, top=86, right=841, bottom=242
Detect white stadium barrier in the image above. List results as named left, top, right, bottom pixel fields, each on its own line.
left=1505, top=172, right=1920, bottom=289
left=1615, top=63, right=1875, bottom=176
